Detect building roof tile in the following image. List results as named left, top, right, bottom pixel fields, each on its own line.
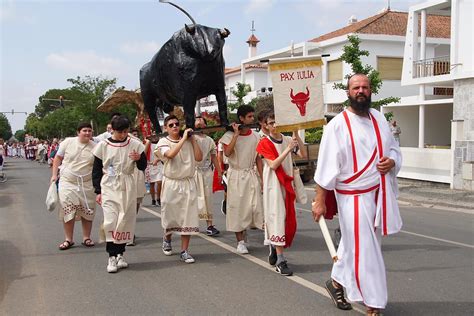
left=225, top=64, right=267, bottom=75
left=309, top=10, right=450, bottom=43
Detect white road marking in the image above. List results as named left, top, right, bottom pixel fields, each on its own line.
left=141, top=206, right=365, bottom=314
left=295, top=207, right=474, bottom=249
left=399, top=230, right=474, bottom=249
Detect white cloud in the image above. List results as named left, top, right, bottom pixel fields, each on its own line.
left=244, top=0, right=275, bottom=15
left=120, top=41, right=161, bottom=55
left=45, top=51, right=125, bottom=76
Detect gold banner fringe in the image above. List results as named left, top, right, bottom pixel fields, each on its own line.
left=276, top=119, right=327, bottom=132
left=269, top=60, right=323, bottom=71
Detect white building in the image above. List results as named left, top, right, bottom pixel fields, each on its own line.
left=197, top=34, right=268, bottom=114
left=237, top=8, right=460, bottom=184
left=399, top=0, right=474, bottom=190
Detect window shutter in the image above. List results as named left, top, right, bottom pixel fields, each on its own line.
left=378, top=57, right=403, bottom=80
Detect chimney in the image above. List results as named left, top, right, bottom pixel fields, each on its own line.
left=247, top=34, right=260, bottom=58
left=247, top=20, right=259, bottom=58
left=348, top=15, right=358, bottom=25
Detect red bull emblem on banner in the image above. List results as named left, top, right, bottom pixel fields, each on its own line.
left=290, top=87, right=310, bottom=116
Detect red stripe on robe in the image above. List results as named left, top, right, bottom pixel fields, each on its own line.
left=256, top=137, right=297, bottom=248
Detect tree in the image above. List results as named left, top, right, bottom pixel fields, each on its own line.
left=25, top=76, right=119, bottom=139
left=66, top=76, right=117, bottom=132
left=254, top=94, right=274, bottom=116
left=14, top=130, right=26, bottom=142
left=333, top=35, right=400, bottom=110
left=228, top=82, right=252, bottom=111
left=0, top=114, right=13, bottom=140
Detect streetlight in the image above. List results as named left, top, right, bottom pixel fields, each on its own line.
left=40, top=95, right=73, bottom=108
left=1, top=110, right=27, bottom=115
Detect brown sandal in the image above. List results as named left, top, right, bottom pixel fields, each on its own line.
left=325, top=280, right=352, bottom=310
left=366, top=308, right=383, bottom=315
left=82, top=238, right=95, bottom=247
left=59, top=240, right=75, bottom=250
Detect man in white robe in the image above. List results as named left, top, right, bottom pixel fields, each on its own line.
left=194, top=116, right=221, bottom=236
left=156, top=115, right=203, bottom=264
left=219, top=105, right=264, bottom=254
left=92, top=116, right=146, bottom=273
left=313, top=74, right=402, bottom=315
left=51, top=122, right=96, bottom=250
left=257, top=111, right=306, bottom=276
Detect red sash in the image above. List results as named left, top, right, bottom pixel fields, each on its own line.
left=256, top=137, right=297, bottom=248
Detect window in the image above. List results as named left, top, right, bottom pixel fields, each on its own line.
left=378, top=57, right=403, bottom=80
left=327, top=59, right=343, bottom=82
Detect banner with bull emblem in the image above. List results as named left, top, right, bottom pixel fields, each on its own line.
left=269, top=57, right=325, bottom=132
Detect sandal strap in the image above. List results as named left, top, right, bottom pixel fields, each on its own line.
left=335, top=287, right=348, bottom=303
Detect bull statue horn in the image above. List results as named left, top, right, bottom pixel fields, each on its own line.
left=185, top=24, right=196, bottom=35
left=219, top=28, right=231, bottom=38
left=290, top=88, right=295, bottom=99
left=305, top=86, right=310, bottom=97
left=159, top=0, right=196, bottom=26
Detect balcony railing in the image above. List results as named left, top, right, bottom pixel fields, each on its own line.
left=413, top=55, right=450, bottom=78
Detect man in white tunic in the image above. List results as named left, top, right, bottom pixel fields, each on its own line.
left=92, top=116, right=146, bottom=273
left=146, top=135, right=163, bottom=206
left=219, top=105, right=264, bottom=254
left=312, top=74, right=402, bottom=315
left=257, top=111, right=306, bottom=276
left=51, top=122, right=96, bottom=250
left=157, top=115, right=203, bottom=264
left=194, top=116, right=221, bottom=236
left=127, top=128, right=150, bottom=246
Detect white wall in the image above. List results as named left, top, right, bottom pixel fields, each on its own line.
left=452, top=0, right=474, bottom=79
left=224, top=69, right=268, bottom=105
left=387, top=103, right=452, bottom=148
left=434, top=44, right=450, bottom=58
left=399, top=147, right=451, bottom=183
left=317, top=38, right=421, bottom=105
left=425, top=103, right=453, bottom=146
left=390, top=106, right=419, bottom=147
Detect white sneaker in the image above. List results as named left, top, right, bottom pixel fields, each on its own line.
left=162, top=238, right=172, bottom=256
left=180, top=250, right=195, bottom=264
left=236, top=240, right=249, bottom=254
left=116, top=254, right=128, bottom=269
left=242, top=230, right=249, bottom=246
left=107, top=256, right=118, bottom=273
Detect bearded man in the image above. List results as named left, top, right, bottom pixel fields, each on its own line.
left=312, top=74, right=402, bottom=315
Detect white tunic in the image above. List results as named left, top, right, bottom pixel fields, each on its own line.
left=157, top=137, right=201, bottom=236
left=56, top=137, right=96, bottom=223
left=130, top=135, right=146, bottom=201
left=147, top=143, right=163, bottom=183
left=261, top=136, right=294, bottom=246
left=314, top=109, right=402, bottom=309
left=195, top=135, right=217, bottom=220
left=93, top=137, right=145, bottom=244
left=219, top=130, right=263, bottom=232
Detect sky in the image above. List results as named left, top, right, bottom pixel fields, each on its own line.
left=1, top=0, right=423, bottom=133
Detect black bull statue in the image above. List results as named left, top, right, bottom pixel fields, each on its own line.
left=140, top=24, right=230, bottom=132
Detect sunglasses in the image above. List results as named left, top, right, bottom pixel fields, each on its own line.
left=167, top=122, right=180, bottom=128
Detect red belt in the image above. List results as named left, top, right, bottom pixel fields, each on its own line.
left=335, top=184, right=379, bottom=195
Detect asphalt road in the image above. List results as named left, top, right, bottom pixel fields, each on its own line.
left=1, top=158, right=473, bottom=315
